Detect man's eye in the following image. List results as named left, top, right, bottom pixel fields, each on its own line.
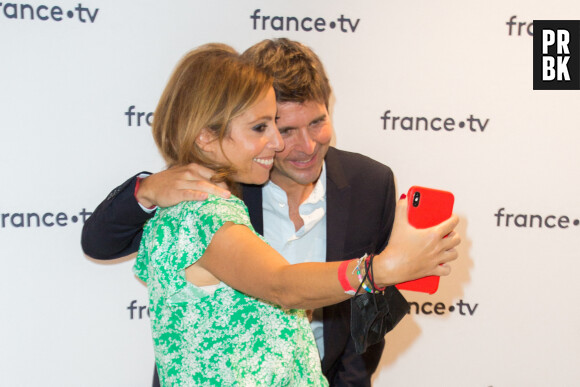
left=311, top=118, right=325, bottom=127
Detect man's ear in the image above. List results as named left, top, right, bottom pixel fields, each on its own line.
left=196, top=128, right=218, bottom=153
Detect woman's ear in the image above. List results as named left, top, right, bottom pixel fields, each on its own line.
left=196, top=128, right=218, bottom=153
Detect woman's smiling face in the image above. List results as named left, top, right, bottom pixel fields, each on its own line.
left=205, top=87, right=283, bottom=185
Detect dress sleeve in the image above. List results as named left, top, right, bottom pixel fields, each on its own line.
left=176, top=196, right=253, bottom=267
left=136, top=196, right=253, bottom=304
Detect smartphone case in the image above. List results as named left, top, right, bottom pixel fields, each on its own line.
left=395, top=186, right=454, bottom=294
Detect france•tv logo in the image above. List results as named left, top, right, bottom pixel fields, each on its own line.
left=533, top=20, right=580, bottom=90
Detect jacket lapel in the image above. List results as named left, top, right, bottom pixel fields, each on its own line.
left=241, top=184, right=264, bottom=236
left=325, top=147, right=351, bottom=262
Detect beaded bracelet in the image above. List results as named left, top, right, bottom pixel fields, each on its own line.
left=351, top=255, right=366, bottom=276
left=353, top=254, right=373, bottom=293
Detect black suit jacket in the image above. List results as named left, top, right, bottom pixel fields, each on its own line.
left=244, top=147, right=397, bottom=386
left=81, top=147, right=399, bottom=387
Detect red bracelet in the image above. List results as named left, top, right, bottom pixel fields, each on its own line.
left=134, top=177, right=156, bottom=209
left=134, top=177, right=142, bottom=198
left=338, top=259, right=356, bottom=296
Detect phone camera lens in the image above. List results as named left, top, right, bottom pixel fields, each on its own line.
left=413, top=192, right=420, bottom=207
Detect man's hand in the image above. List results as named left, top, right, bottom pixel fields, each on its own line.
left=135, top=164, right=231, bottom=208
left=375, top=197, right=461, bottom=287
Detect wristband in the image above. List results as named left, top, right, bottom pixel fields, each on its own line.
left=338, top=260, right=356, bottom=296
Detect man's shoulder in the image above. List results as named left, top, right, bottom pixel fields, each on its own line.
left=325, top=147, right=393, bottom=181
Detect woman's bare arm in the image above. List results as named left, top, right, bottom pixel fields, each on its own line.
left=196, top=198, right=461, bottom=310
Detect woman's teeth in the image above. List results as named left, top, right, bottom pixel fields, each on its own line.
left=254, top=158, right=273, bottom=166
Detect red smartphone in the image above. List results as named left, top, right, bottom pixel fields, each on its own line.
left=395, top=186, right=455, bottom=294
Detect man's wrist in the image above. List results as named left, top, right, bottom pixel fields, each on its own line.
left=134, top=175, right=157, bottom=212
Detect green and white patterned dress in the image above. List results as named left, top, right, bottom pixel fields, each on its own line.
left=134, top=195, right=328, bottom=387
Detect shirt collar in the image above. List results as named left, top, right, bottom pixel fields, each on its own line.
left=264, top=162, right=326, bottom=205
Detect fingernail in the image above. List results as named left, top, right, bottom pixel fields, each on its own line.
left=400, top=194, right=406, bottom=200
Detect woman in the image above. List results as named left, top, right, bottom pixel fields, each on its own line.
left=134, top=44, right=459, bottom=386
left=134, top=44, right=326, bottom=386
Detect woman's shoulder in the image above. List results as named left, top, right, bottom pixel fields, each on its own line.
left=155, top=194, right=250, bottom=227
left=187, top=194, right=246, bottom=215
left=156, top=194, right=245, bottom=217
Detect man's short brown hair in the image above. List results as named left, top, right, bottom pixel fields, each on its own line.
left=242, top=38, right=331, bottom=108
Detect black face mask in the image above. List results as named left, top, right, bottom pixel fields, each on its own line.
left=350, top=285, right=409, bottom=354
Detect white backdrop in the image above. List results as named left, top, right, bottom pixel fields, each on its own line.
left=1, top=1, right=579, bottom=386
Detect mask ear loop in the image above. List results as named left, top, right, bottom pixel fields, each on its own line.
left=354, top=255, right=372, bottom=295
left=353, top=256, right=380, bottom=315
left=365, top=256, right=378, bottom=310
left=367, top=254, right=386, bottom=293
left=355, top=272, right=365, bottom=294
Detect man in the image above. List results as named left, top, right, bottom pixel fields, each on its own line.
left=82, top=39, right=457, bottom=386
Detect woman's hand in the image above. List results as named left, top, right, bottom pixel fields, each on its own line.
left=373, top=197, right=461, bottom=287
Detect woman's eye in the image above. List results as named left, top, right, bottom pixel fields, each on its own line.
left=252, top=123, right=267, bottom=132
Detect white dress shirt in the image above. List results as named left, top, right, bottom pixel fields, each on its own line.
left=262, top=164, right=327, bottom=359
